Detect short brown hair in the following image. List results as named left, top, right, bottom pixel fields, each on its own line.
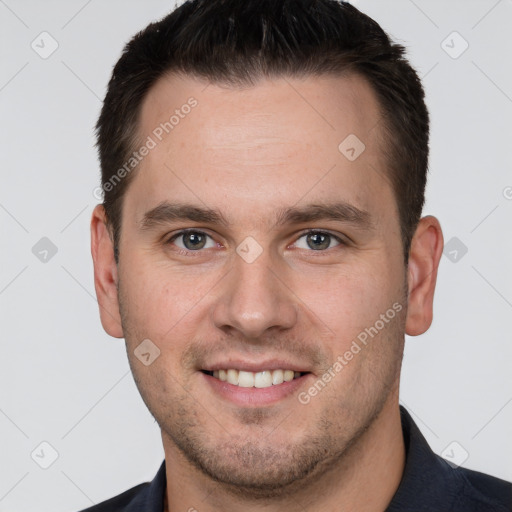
left=96, top=0, right=429, bottom=263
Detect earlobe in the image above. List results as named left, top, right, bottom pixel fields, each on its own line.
left=405, top=215, right=444, bottom=337
left=90, top=204, right=124, bottom=338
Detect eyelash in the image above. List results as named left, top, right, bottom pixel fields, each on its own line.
left=165, top=229, right=346, bottom=255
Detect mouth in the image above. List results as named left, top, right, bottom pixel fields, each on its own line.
left=201, top=369, right=310, bottom=388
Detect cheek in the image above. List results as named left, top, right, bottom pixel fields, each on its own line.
left=119, top=255, right=219, bottom=344
left=292, top=260, right=402, bottom=347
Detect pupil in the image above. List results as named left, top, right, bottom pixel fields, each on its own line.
left=307, top=232, right=329, bottom=250
left=184, top=232, right=206, bottom=250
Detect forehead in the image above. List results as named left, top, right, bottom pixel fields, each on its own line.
left=126, top=71, right=395, bottom=229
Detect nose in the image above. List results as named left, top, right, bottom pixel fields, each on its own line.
left=211, top=251, right=298, bottom=340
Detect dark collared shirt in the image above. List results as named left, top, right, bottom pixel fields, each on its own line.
left=79, top=406, right=512, bottom=511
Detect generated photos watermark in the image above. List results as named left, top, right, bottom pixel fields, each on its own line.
left=298, top=301, right=403, bottom=405
left=93, top=97, right=198, bottom=200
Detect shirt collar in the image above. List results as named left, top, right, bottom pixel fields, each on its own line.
left=386, top=405, right=460, bottom=511
left=124, top=460, right=166, bottom=512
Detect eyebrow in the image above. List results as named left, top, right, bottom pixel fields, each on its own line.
left=139, top=201, right=374, bottom=232
left=272, top=202, right=375, bottom=231
left=140, top=202, right=229, bottom=230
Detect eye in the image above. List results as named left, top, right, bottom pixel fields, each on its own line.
left=293, top=231, right=342, bottom=251
left=169, top=230, right=217, bottom=251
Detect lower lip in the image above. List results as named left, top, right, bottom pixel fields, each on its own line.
left=201, top=372, right=312, bottom=407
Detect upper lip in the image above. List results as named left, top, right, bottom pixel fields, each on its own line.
left=201, top=359, right=312, bottom=373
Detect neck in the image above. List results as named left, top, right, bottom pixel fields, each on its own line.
left=162, top=394, right=405, bottom=512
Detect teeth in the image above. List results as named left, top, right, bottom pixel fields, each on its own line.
left=208, top=368, right=304, bottom=388
left=272, top=369, right=284, bottom=385
left=238, top=371, right=254, bottom=387
left=254, top=371, right=273, bottom=388
left=284, top=370, right=295, bottom=382
left=227, top=369, right=239, bottom=385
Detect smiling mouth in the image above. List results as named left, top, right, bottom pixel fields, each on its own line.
left=201, top=369, right=309, bottom=388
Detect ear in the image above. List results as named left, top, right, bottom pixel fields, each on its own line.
left=90, top=204, right=124, bottom=338
left=405, top=215, right=444, bottom=336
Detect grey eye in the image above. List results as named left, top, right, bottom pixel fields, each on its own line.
left=174, top=231, right=215, bottom=250
left=294, top=232, right=340, bottom=251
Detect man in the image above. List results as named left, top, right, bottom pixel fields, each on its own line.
left=86, top=0, right=512, bottom=510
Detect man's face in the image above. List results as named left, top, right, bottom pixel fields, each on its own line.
left=114, top=73, right=408, bottom=494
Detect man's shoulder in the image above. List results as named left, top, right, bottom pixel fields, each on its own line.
left=453, top=464, right=512, bottom=512
left=76, top=462, right=166, bottom=512
left=78, top=483, right=150, bottom=512
left=389, top=407, right=512, bottom=512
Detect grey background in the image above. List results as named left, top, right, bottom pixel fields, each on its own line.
left=1, top=0, right=511, bottom=510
